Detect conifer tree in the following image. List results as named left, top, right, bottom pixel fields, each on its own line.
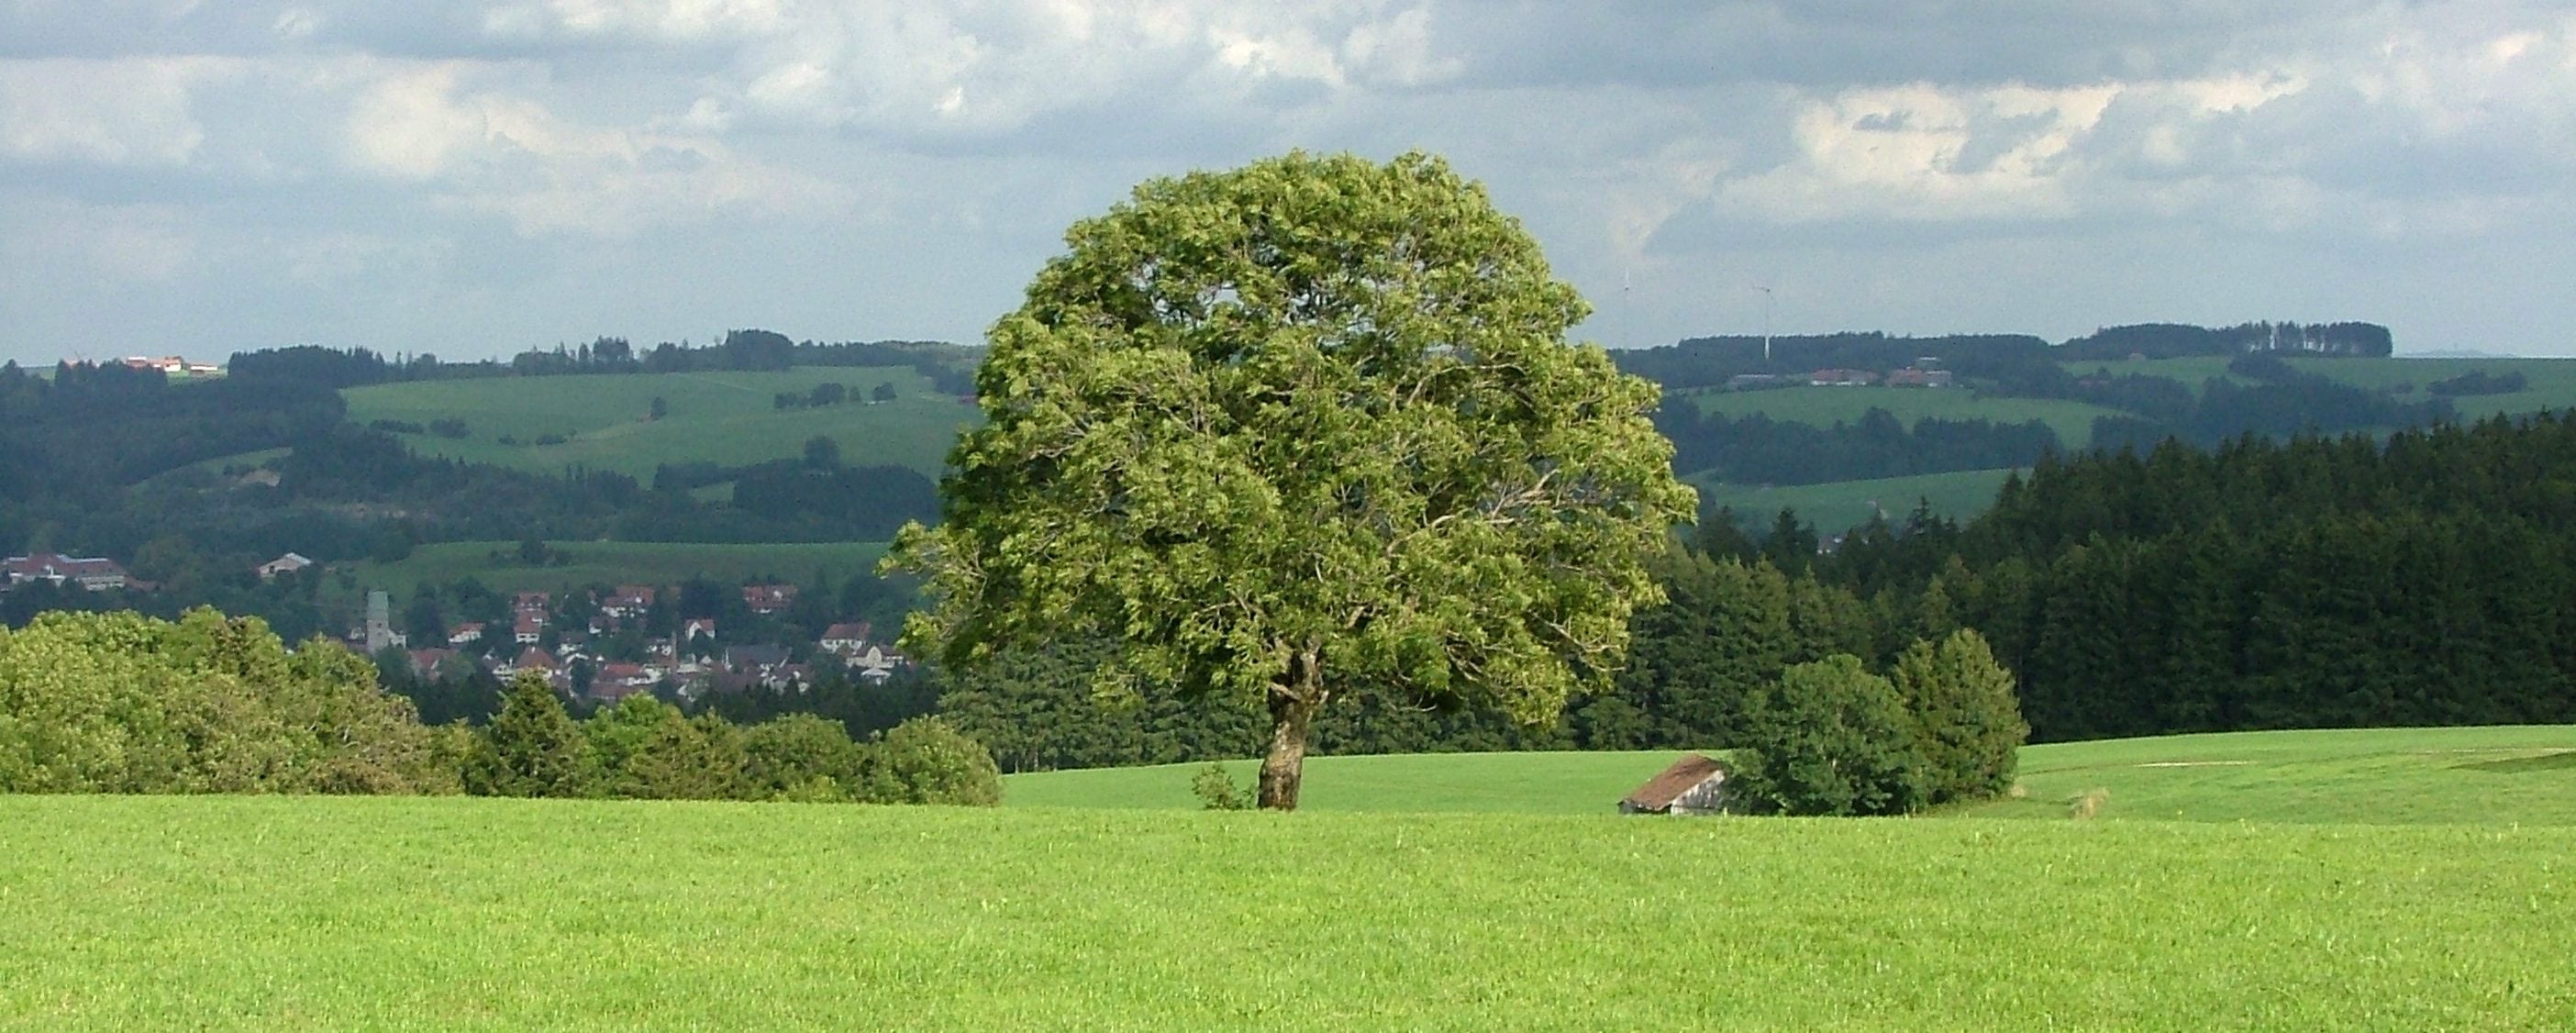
left=465, top=672, right=592, bottom=797
left=1890, top=628, right=2029, bottom=805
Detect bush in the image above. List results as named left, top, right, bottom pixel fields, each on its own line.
left=869, top=716, right=1002, bottom=805
left=1890, top=628, right=2030, bottom=805
left=0, top=608, right=460, bottom=794
left=1191, top=762, right=1251, bottom=810
left=1730, top=654, right=1927, bottom=816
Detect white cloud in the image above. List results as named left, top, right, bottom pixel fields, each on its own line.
left=343, top=61, right=852, bottom=237
left=0, top=56, right=235, bottom=165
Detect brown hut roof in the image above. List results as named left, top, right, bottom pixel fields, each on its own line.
left=1621, top=753, right=1728, bottom=811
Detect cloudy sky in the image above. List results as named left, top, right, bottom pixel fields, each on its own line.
left=4, top=1, right=2572, bottom=366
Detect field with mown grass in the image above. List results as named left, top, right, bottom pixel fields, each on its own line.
left=1678, top=383, right=2120, bottom=450
left=2060, top=355, right=2576, bottom=419
left=1007, top=726, right=2576, bottom=825
left=1693, top=467, right=2019, bottom=529
left=5, top=793, right=2571, bottom=1028
left=339, top=367, right=976, bottom=481
left=316, top=539, right=888, bottom=609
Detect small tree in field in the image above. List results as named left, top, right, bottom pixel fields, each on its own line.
left=1731, top=654, right=1927, bottom=816
left=1890, top=628, right=2029, bottom=805
left=884, top=151, right=1695, bottom=809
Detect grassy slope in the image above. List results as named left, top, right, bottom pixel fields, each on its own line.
left=1678, top=384, right=2124, bottom=450
left=324, top=539, right=887, bottom=605
left=5, top=795, right=2571, bottom=1029
left=2060, top=356, right=2576, bottom=419
left=340, top=368, right=978, bottom=480
left=1006, top=726, right=2576, bottom=826
left=1692, top=467, right=2016, bottom=529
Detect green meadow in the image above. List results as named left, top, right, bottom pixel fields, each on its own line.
left=2061, top=355, right=2576, bottom=419
left=339, top=368, right=978, bottom=480
left=1007, top=726, right=2576, bottom=826
left=319, top=539, right=887, bottom=606
left=1693, top=467, right=2018, bottom=528
left=3, top=790, right=2570, bottom=1028
left=1679, top=384, right=2122, bottom=450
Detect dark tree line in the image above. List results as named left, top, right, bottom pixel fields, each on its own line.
left=2057, top=321, right=2393, bottom=360
left=1655, top=405, right=2061, bottom=484
left=227, top=333, right=982, bottom=396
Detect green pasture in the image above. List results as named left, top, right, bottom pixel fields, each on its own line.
left=1693, top=467, right=2018, bottom=530
left=5, top=794, right=2570, bottom=1028
left=339, top=368, right=978, bottom=480
left=1955, top=725, right=2576, bottom=825
left=1009, top=726, right=2576, bottom=827
left=1678, top=384, right=2121, bottom=450
left=2059, top=355, right=2576, bottom=420
left=2055, top=354, right=2255, bottom=389
left=322, top=539, right=887, bottom=609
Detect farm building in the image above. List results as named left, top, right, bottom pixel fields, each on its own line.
left=1618, top=754, right=1730, bottom=816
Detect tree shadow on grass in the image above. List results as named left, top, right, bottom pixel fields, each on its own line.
left=2454, top=750, right=2576, bottom=773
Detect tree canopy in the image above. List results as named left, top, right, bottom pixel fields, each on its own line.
left=887, top=150, right=1695, bottom=807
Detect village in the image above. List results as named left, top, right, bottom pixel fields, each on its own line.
left=6, top=550, right=907, bottom=705
left=357, top=580, right=908, bottom=705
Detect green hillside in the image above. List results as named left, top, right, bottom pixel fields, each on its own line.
left=1693, top=467, right=2017, bottom=528
left=340, top=367, right=977, bottom=480
left=322, top=539, right=887, bottom=608
left=6, top=794, right=2570, bottom=1027
left=1005, top=726, right=2576, bottom=825
left=1678, top=384, right=2121, bottom=450
left=2061, top=355, right=2576, bottom=417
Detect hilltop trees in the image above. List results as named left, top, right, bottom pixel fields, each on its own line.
left=887, top=151, right=1695, bottom=809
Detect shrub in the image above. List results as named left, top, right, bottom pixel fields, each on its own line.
left=0, top=608, right=459, bottom=794
left=1729, top=654, right=1928, bottom=816
left=1192, top=762, right=1251, bottom=810
left=869, top=716, right=1003, bottom=806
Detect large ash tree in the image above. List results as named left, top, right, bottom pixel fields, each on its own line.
left=886, top=151, right=1695, bottom=809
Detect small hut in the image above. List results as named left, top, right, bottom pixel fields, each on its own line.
left=1618, top=753, right=1730, bottom=816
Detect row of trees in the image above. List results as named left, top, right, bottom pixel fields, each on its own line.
left=466, top=674, right=996, bottom=804
left=1656, top=405, right=2061, bottom=484
left=226, top=334, right=981, bottom=395
left=0, top=608, right=1000, bottom=805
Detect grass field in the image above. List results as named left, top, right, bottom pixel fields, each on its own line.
left=1006, top=726, right=2576, bottom=826
left=1692, top=467, right=2018, bottom=529
left=1678, top=384, right=2122, bottom=450
left=321, top=539, right=887, bottom=608
left=5, top=794, right=2572, bottom=1028
left=2060, top=355, right=2576, bottom=420
left=340, top=367, right=978, bottom=480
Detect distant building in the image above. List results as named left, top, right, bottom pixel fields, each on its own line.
left=365, top=591, right=394, bottom=654
left=1618, top=754, right=1730, bottom=816
left=514, top=616, right=544, bottom=645
left=819, top=622, right=872, bottom=656
left=257, top=552, right=313, bottom=581
left=683, top=617, right=716, bottom=643
left=119, top=355, right=222, bottom=377
left=1885, top=367, right=1954, bottom=388
left=742, top=583, right=797, bottom=614
left=448, top=622, right=486, bottom=646
left=602, top=584, right=657, bottom=618
left=1727, top=373, right=1795, bottom=391
left=1, top=553, right=131, bottom=592
left=1808, top=369, right=1880, bottom=387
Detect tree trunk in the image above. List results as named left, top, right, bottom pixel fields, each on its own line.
left=1257, top=650, right=1326, bottom=810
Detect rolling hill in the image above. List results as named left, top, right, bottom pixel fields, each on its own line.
left=339, top=367, right=976, bottom=482
left=1003, top=726, right=2576, bottom=825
